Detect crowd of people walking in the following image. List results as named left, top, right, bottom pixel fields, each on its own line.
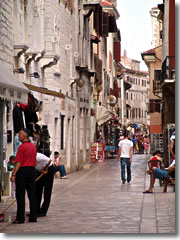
left=119, top=133, right=149, bottom=155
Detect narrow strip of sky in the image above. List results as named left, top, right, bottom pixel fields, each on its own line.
left=117, top=0, right=162, bottom=71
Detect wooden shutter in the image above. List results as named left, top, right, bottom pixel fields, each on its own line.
left=102, top=12, right=109, bottom=37
left=94, top=8, right=100, bottom=35
left=114, top=41, right=121, bottom=63
left=109, top=16, right=117, bottom=32
left=149, top=100, right=154, bottom=113
left=94, top=54, right=102, bottom=84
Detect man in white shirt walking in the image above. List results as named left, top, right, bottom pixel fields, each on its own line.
left=117, top=131, right=133, bottom=184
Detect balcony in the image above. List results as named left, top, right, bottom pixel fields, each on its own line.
left=161, top=56, right=175, bottom=84
left=153, top=79, right=162, bottom=95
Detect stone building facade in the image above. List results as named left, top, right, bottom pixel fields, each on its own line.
left=0, top=0, right=122, bottom=199
left=12, top=0, right=93, bottom=172
left=142, top=0, right=175, bottom=163
left=119, top=51, right=150, bottom=134
left=0, top=0, right=29, bottom=199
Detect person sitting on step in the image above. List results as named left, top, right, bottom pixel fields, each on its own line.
left=53, top=151, right=68, bottom=179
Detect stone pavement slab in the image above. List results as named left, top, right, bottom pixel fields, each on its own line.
left=0, top=154, right=175, bottom=234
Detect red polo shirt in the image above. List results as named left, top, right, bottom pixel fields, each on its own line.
left=15, top=142, right=37, bottom=167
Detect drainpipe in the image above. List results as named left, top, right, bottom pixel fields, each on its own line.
left=120, top=78, right=124, bottom=127
left=0, top=100, right=4, bottom=201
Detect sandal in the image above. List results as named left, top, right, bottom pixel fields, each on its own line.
left=143, top=190, right=153, bottom=194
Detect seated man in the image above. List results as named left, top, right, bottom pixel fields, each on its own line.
left=53, top=151, right=68, bottom=179
left=146, top=150, right=162, bottom=175
left=143, top=159, right=175, bottom=193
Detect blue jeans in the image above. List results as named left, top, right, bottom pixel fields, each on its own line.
left=120, top=157, right=131, bottom=182
left=54, top=165, right=67, bottom=177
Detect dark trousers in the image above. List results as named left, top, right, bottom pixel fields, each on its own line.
left=15, top=167, right=37, bottom=221
left=35, top=165, right=55, bottom=215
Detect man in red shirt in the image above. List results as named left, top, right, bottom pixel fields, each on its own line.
left=11, top=128, right=37, bottom=224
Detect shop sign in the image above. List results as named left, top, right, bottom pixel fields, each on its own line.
left=91, top=142, right=104, bottom=163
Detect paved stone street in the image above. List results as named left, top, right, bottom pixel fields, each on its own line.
left=0, top=154, right=175, bottom=234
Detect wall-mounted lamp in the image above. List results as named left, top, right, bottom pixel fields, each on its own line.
left=70, top=78, right=85, bottom=88
left=76, top=78, right=85, bottom=88
left=95, top=85, right=102, bottom=93
left=30, top=72, right=40, bottom=78
left=13, top=67, right=25, bottom=74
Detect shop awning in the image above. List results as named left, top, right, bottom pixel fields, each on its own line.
left=24, top=83, right=65, bottom=99
left=96, top=105, right=113, bottom=126
left=0, top=63, right=29, bottom=103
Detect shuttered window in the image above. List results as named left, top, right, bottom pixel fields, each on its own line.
left=114, top=41, right=121, bottom=63
left=149, top=99, right=161, bottom=113
left=94, top=7, right=102, bottom=36
left=102, top=12, right=109, bottom=37
left=94, top=54, right=102, bottom=84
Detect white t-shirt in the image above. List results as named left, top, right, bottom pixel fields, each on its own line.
left=170, top=134, right=175, bottom=141
left=119, top=139, right=133, bottom=158
left=35, top=153, right=52, bottom=171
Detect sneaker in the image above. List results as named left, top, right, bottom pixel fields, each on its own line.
left=61, top=176, right=69, bottom=179
left=122, top=181, right=125, bottom=184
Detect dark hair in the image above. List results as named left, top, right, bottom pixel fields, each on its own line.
left=155, top=150, right=161, bottom=155
left=153, top=150, right=161, bottom=156
left=9, top=155, right=16, bottom=161
left=20, top=128, right=30, bottom=138
left=54, top=151, right=59, bottom=155
left=124, top=132, right=128, bottom=138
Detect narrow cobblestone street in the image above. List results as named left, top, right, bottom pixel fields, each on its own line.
left=0, top=154, right=175, bottom=234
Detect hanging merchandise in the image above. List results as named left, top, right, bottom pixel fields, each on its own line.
left=38, top=125, right=51, bottom=157
left=13, top=103, right=25, bottom=134
left=24, top=93, right=40, bottom=136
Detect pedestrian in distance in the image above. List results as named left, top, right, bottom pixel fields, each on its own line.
left=117, top=131, right=133, bottom=184
left=10, top=128, right=37, bottom=224
left=132, top=135, right=136, bottom=154
left=53, top=151, right=68, bottom=179
left=143, top=135, right=149, bottom=154
left=35, top=152, right=56, bottom=217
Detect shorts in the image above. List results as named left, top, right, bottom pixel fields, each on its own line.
left=154, top=168, right=168, bottom=180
